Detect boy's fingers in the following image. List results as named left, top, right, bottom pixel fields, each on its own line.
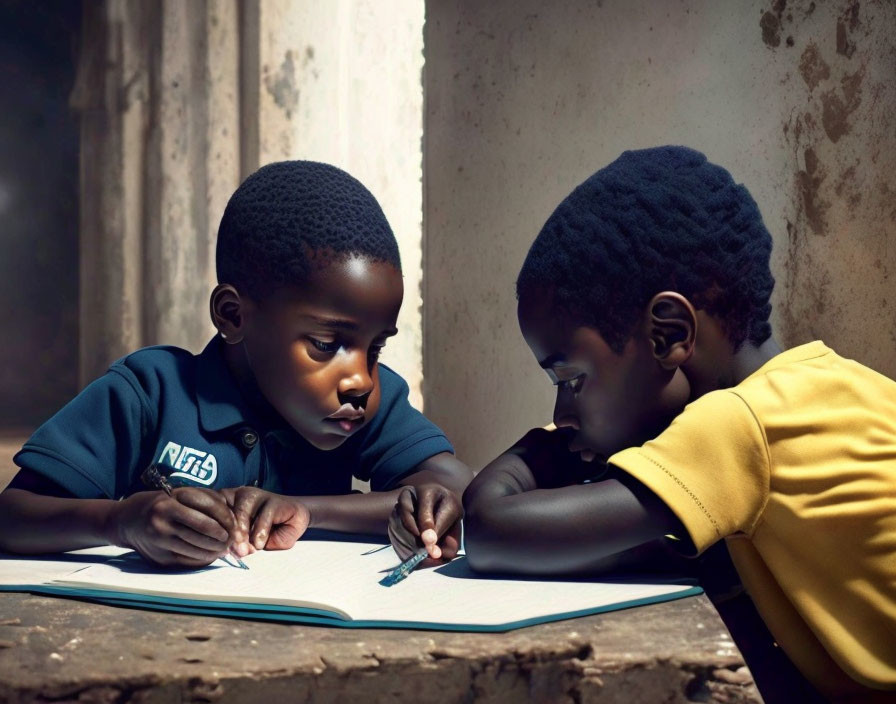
left=397, top=488, right=421, bottom=538
left=250, top=500, right=276, bottom=550
left=438, top=524, right=462, bottom=561
left=431, top=493, right=462, bottom=537
left=165, top=503, right=231, bottom=545
left=174, top=490, right=236, bottom=535
left=230, top=490, right=266, bottom=535
left=388, top=509, right=418, bottom=561
left=265, top=522, right=303, bottom=550
left=415, top=488, right=437, bottom=536
left=169, top=520, right=232, bottom=553
left=425, top=540, right=442, bottom=560
left=161, top=534, right=226, bottom=564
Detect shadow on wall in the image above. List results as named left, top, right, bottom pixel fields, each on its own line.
left=0, top=0, right=81, bottom=429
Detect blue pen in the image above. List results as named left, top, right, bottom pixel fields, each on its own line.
left=379, top=550, right=427, bottom=587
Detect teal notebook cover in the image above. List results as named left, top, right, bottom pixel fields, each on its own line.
left=0, top=539, right=701, bottom=632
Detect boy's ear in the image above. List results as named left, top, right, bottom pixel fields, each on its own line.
left=645, top=292, right=697, bottom=370
left=210, top=284, right=246, bottom=344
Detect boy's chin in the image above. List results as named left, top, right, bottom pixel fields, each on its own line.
left=304, top=432, right=350, bottom=451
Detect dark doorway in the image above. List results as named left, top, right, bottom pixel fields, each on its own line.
left=0, top=0, right=80, bottom=430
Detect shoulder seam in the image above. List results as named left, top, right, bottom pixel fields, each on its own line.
left=107, top=364, right=157, bottom=435
left=725, top=389, right=772, bottom=535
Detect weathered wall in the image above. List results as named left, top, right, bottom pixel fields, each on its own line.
left=76, top=0, right=425, bottom=407
left=423, top=0, right=896, bottom=469
left=0, top=1, right=79, bottom=428
left=245, top=0, right=426, bottom=406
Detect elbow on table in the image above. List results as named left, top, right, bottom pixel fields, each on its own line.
left=462, top=510, right=512, bottom=574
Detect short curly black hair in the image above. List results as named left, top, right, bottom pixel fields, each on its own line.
left=517, top=146, right=774, bottom=353
left=216, top=161, right=401, bottom=299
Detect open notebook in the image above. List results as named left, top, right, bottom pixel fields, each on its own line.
left=0, top=538, right=701, bottom=632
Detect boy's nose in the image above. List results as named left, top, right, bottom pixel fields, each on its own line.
left=553, top=396, right=580, bottom=430
left=553, top=414, right=580, bottom=431
left=338, top=352, right=374, bottom=397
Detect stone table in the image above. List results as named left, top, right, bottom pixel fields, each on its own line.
left=0, top=590, right=760, bottom=703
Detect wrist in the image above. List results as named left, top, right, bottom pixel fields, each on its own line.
left=300, top=495, right=321, bottom=529
left=101, top=497, right=129, bottom=548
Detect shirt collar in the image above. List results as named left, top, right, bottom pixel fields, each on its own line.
left=744, top=340, right=831, bottom=382
left=195, top=336, right=255, bottom=433
left=194, top=337, right=314, bottom=450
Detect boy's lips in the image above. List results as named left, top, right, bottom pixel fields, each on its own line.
left=568, top=440, right=603, bottom=463
left=324, top=404, right=366, bottom=434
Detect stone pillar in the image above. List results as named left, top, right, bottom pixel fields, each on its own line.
left=244, top=0, right=426, bottom=407
left=74, top=0, right=240, bottom=385
left=75, top=0, right=424, bottom=408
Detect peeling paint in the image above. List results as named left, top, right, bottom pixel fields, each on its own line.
left=760, top=0, right=790, bottom=48
left=820, top=66, right=865, bottom=143
left=796, top=147, right=830, bottom=235
left=798, top=43, right=830, bottom=90
left=773, top=0, right=896, bottom=375
left=263, top=50, right=300, bottom=119
left=836, top=1, right=861, bottom=57
left=760, top=11, right=782, bottom=47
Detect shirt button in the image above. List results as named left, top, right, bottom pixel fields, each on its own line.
left=241, top=429, right=258, bottom=448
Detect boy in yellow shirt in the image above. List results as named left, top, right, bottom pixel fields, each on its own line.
left=460, top=146, right=896, bottom=702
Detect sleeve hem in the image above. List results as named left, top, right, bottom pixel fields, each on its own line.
left=14, top=445, right=111, bottom=499
left=610, top=448, right=723, bottom=554
left=367, top=433, right=454, bottom=491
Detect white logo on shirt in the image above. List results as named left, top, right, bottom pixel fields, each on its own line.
left=158, top=441, right=218, bottom=486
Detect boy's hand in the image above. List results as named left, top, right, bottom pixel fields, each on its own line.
left=389, top=484, right=462, bottom=565
left=221, top=487, right=311, bottom=555
left=514, top=427, right=605, bottom=488
left=113, top=488, right=241, bottom=568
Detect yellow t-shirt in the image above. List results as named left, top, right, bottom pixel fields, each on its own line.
left=610, top=341, right=896, bottom=699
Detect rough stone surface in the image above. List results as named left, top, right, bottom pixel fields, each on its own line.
left=0, top=592, right=760, bottom=703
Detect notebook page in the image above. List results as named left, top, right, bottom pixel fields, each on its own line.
left=355, top=553, right=694, bottom=626
left=52, top=540, right=385, bottom=619
left=51, top=540, right=696, bottom=626
left=0, top=546, right=128, bottom=586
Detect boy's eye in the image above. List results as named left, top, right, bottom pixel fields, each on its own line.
left=368, top=344, right=386, bottom=361
left=309, top=337, right=339, bottom=354
left=555, top=374, right=585, bottom=393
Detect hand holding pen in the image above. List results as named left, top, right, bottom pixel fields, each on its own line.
left=108, top=465, right=249, bottom=569
left=385, top=484, right=463, bottom=584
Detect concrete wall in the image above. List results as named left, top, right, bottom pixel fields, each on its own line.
left=423, top=0, right=896, bottom=469
left=248, top=0, right=426, bottom=407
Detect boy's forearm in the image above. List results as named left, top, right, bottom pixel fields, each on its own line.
left=0, top=488, right=119, bottom=554
left=463, top=453, right=681, bottom=575
left=301, top=489, right=402, bottom=535
left=301, top=453, right=472, bottom=536
left=398, top=452, right=473, bottom=496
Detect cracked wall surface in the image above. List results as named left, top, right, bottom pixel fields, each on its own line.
left=768, top=0, right=896, bottom=372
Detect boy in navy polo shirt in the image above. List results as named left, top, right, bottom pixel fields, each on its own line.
left=0, top=161, right=472, bottom=568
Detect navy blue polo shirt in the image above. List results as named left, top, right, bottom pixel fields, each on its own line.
left=13, top=338, right=453, bottom=499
